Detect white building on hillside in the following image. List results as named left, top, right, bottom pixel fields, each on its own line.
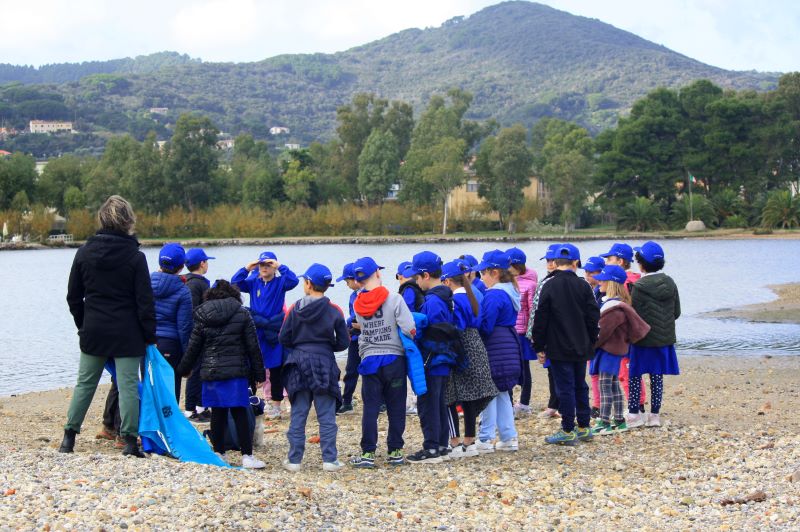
left=270, top=126, right=290, bottom=135
left=29, top=120, right=74, bottom=134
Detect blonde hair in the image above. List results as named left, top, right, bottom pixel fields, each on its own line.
left=97, top=195, right=136, bottom=235
left=604, top=280, right=631, bottom=305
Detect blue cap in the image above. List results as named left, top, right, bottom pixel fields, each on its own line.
left=440, top=259, right=469, bottom=280
left=600, top=243, right=633, bottom=262
left=300, top=263, right=334, bottom=287
left=581, top=256, right=605, bottom=273
left=593, top=265, right=627, bottom=284
left=506, top=247, right=527, bottom=265
left=540, top=243, right=562, bottom=261
left=460, top=255, right=478, bottom=268
left=336, top=262, right=355, bottom=282
left=257, top=251, right=277, bottom=263
left=396, top=261, right=412, bottom=277
left=159, top=243, right=185, bottom=269
left=353, top=256, right=384, bottom=281
left=408, top=251, right=443, bottom=276
left=555, top=243, right=581, bottom=262
left=633, top=241, right=665, bottom=263
left=185, top=248, right=215, bottom=267
left=475, top=249, right=511, bottom=271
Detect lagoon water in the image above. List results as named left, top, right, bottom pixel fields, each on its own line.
left=1, top=239, right=799, bottom=396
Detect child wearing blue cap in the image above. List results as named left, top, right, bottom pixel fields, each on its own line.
left=459, top=254, right=486, bottom=302
left=440, top=260, right=499, bottom=458
left=279, top=263, right=350, bottom=472
left=589, top=265, right=651, bottom=435
left=183, top=247, right=215, bottom=421
left=627, top=241, right=681, bottom=429
left=506, top=247, right=538, bottom=418
left=531, top=243, right=600, bottom=445
left=232, top=251, right=299, bottom=419
left=396, top=260, right=426, bottom=313
left=152, top=242, right=193, bottom=402
left=475, top=250, right=522, bottom=453
left=350, top=256, right=416, bottom=468
left=581, top=255, right=606, bottom=418
left=406, top=251, right=458, bottom=464
left=336, top=262, right=363, bottom=415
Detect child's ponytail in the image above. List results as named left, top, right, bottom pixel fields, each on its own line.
left=461, top=275, right=480, bottom=317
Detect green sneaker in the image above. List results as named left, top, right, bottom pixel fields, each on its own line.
left=349, top=452, right=376, bottom=469
left=544, top=429, right=578, bottom=446
left=575, top=426, right=594, bottom=442
left=611, top=420, right=628, bottom=433
left=387, top=449, right=406, bottom=466
left=592, top=420, right=611, bottom=435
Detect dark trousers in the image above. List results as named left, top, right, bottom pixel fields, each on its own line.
left=342, top=339, right=360, bottom=405
left=268, top=364, right=284, bottom=402
left=184, top=359, right=203, bottom=412
left=417, top=372, right=449, bottom=451
left=158, top=337, right=183, bottom=403
left=547, top=366, right=560, bottom=410
left=549, top=359, right=591, bottom=433
left=448, top=400, right=479, bottom=439
left=509, top=361, right=533, bottom=405
left=210, top=407, right=252, bottom=456
left=360, top=357, right=406, bottom=453
left=102, top=376, right=121, bottom=433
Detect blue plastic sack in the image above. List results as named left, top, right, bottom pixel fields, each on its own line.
left=401, top=312, right=428, bottom=396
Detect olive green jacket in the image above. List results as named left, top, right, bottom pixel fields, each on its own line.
left=631, top=273, right=680, bottom=347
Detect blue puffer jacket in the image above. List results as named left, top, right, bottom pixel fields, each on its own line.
left=480, top=288, right=522, bottom=392
left=151, top=271, right=193, bottom=351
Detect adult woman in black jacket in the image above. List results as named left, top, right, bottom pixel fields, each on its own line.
left=61, top=195, right=156, bottom=457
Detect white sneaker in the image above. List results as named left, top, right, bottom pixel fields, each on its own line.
left=462, top=443, right=479, bottom=457
left=322, top=460, right=345, bottom=472
left=242, top=454, right=266, bottom=469
left=513, top=403, right=533, bottom=419
left=537, top=408, right=560, bottom=419
left=645, top=413, right=661, bottom=427
left=449, top=444, right=467, bottom=459
left=495, top=438, right=519, bottom=452
left=439, top=447, right=452, bottom=461
left=626, top=413, right=645, bottom=428
left=282, top=459, right=301, bottom=472
left=476, top=440, right=495, bottom=454
left=266, top=404, right=282, bottom=420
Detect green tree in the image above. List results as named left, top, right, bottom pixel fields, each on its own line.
left=616, top=197, right=665, bottom=231
left=163, top=113, right=220, bottom=210
left=63, top=185, right=86, bottom=213
left=36, top=155, right=86, bottom=213
left=0, top=152, right=37, bottom=209
left=335, top=93, right=389, bottom=196
left=760, top=190, right=800, bottom=228
left=283, top=159, right=315, bottom=206
left=357, top=129, right=400, bottom=204
left=421, top=137, right=466, bottom=234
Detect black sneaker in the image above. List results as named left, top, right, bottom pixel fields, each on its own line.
left=406, top=448, right=442, bottom=464
left=378, top=403, right=387, bottom=414
left=336, top=403, right=354, bottom=416
left=189, top=411, right=211, bottom=423
left=438, top=446, right=452, bottom=461
left=590, top=407, right=600, bottom=419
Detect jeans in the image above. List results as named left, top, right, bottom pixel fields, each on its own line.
left=360, top=357, right=406, bottom=453
left=65, top=353, right=141, bottom=438
left=287, top=390, right=338, bottom=464
left=478, top=392, right=517, bottom=442
left=549, top=359, right=591, bottom=433
left=417, top=373, right=449, bottom=450
left=341, top=339, right=360, bottom=405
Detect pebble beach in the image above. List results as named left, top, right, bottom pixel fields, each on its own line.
left=2, top=355, right=800, bottom=530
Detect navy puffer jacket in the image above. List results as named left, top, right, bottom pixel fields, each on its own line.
left=482, top=325, right=522, bottom=391
left=151, top=271, right=193, bottom=350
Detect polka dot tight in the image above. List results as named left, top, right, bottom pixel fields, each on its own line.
left=628, top=374, right=664, bottom=414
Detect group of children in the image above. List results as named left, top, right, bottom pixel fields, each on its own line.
left=148, top=239, right=680, bottom=471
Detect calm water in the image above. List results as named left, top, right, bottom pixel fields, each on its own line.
left=1, top=239, right=799, bottom=396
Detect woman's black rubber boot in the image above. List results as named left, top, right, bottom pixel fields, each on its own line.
left=121, top=435, right=145, bottom=458
left=58, top=429, right=76, bottom=453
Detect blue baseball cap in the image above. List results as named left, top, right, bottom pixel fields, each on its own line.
left=475, top=249, right=511, bottom=271
left=396, top=261, right=412, bottom=277
left=540, top=243, right=562, bottom=261
left=353, top=256, right=384, bottom=281
left=440, top=259, right=469, bottom=280
left=336, top=262, right=355, bottom=282
left=555, top=243, right=581, bottom=262
left=300, top=263, right=334, bottom=287
left=600, top=243, right=633, bottom=262
left=257, top=251, right=277, bottom=263
left=593, top=265, right=627, bottom=284
left=408, top=250, right=443, bottom=276
left=460, top=254, right=479, bottom=268
left=581, top=256, right=605, bottom=273
left=506, top=247, right=527, bottom=265
left=159, top=243, right=185, bottom=269
left=633, top=241, right=665, bottom=263
left=185, top=248, right=215, bottom=267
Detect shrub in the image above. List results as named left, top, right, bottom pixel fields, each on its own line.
left=669, top=194, right=717, bottom=229
left=616, top=197, right=665, bottom=231
left=721, top=214, right=748, bottom=229
left=760, top=190, right=800, bottom=229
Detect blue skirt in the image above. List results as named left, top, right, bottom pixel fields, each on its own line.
left=519, top=334, right=536, bottom=361
left=202, top=378, right=250, bottom=408
left=589, top=349, right=624, bottom=376
left=628, top=345, right=679, bottom=377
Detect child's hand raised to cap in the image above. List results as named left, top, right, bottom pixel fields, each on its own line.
left=264, top=259, right=280, bottom=268
left=245, top=260, right=260, bottom=271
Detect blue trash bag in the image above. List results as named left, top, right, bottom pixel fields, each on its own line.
left=401, top=312, right=428, bottom=396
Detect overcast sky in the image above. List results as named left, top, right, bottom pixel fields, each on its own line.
left=1, top=0, right=797, bottom=72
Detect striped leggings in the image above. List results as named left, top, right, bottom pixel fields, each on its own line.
left=599, top=373, right=625, bottom=423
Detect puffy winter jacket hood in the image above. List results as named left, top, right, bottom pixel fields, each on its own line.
left=82, top=230, right=140, bottom=271
left=151, top=271, right=187, bottom=299
left=194, top=297, right=242, bottom=327
left=292, top=295, right=331, bottom=324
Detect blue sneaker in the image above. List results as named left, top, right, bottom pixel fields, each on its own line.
left=349, top=452, right=376, bottom=468
left=544, top=429, right=578, bottom=446
left=575, top=426, right=594, bottom=442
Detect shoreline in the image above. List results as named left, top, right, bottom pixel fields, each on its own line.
left=2, top=228, right=800, bottom=251
left=2, top=354, right=799, bottom=529
left=704, top=282, right=800, bottom=324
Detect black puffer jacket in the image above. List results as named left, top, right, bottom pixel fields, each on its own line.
left=631, top=273, right=681, bottom=347
left=177, top=297, right=266, bottom=382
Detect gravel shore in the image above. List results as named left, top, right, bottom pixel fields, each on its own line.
left=2, top=355, right=799, bottom=530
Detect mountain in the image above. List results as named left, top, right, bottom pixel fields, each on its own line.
left=0, top=1, right=780, bottom=149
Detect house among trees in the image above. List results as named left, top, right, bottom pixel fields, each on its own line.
left=217, top=138, right=235, bottom=150
left=29, top=120, right=74, bottom=134
left=149, top=107, right=169, bottom=115
left=284, top=143, right=300, bottom=150
left=270, top=126, right=290, bottom=135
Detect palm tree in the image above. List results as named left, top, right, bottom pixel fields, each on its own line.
left=617, top=197, right=665, bottom=231
left=761, top=190, right=800, bottom=228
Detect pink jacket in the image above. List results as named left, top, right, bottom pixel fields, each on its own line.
left=515, top=268, right=538, bottom=334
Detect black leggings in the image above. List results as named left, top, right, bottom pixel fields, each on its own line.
left=448, top=401, right=480, bottom=439
left=268, top=365, right=284, bottom=402
left=210, top=407, right=252, bottom=455
left=547, top=366, right=560, bottom=410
